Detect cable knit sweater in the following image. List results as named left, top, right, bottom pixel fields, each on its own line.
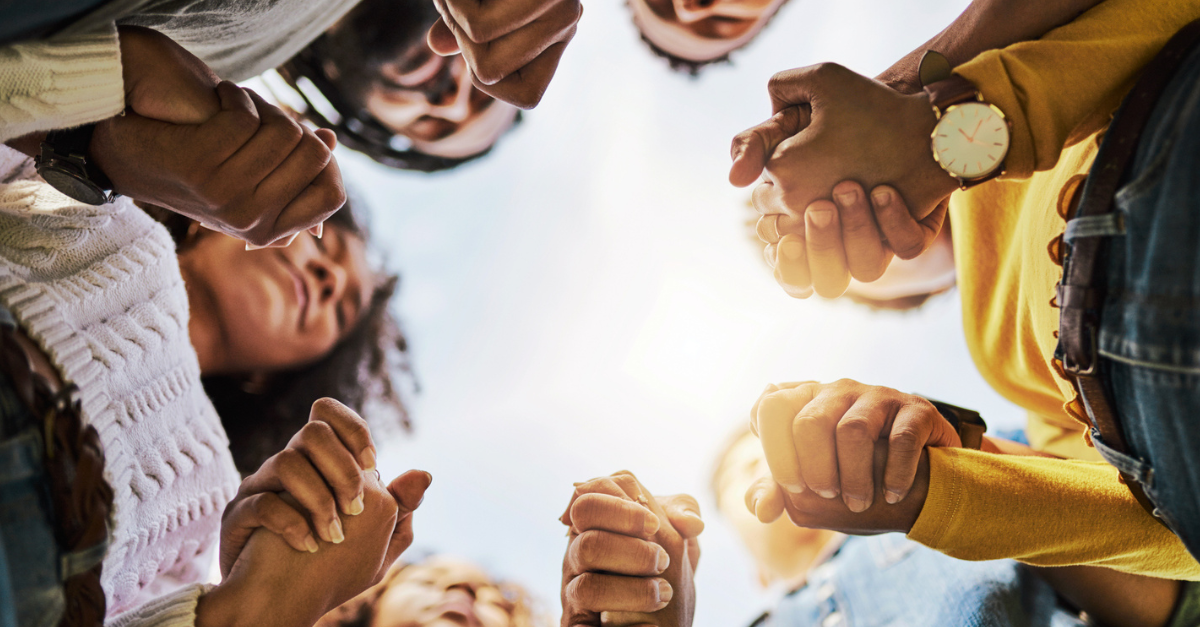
left=0, top=0, right=361, bottom=143
left=0, top=147, right=241, bottom=625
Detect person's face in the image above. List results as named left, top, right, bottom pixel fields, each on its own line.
left=372, top=559, right=517, bottom=627
left=714, top=432, right=835, bottom=585
left=630, top=0, right=790, bottom=63
left=181, top=224, right=374, bottom=376
left=365, top=49, right=519, bottom=160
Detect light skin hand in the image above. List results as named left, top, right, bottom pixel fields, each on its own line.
left=730, top=63, right=959, bottom=299
left=561, top=472, right=703, bottom=627
left=426, top=0, right=582, bottom=109
left=219, top=398, right=385, bottom=577
left=199, top=470, right=430, bottom=627
left=750, top=380, right=960, bottom=512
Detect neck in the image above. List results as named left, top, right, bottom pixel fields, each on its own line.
left=180, top=257, right=225, bottom=376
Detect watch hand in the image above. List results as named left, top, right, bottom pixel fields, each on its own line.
left=958, top=128, right=973, bottom=143
left=968, top=119, right=985, bottom=142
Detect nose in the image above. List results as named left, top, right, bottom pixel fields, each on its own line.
left=672, top=0, right=719, bottom=23
left=307, top=254, right=347, bottom=305
left=427, top=56, right=474, bottom=123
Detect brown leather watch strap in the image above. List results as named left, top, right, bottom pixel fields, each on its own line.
left=924, top=74, right=980, bottom=116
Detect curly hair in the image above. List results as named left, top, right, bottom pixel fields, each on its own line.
left=145, top=200, right=414, bottom=474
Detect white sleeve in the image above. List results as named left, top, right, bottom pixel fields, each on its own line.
left=0, top=24, right=124, bottom=143
left=105, top=584, right=212, bottom=627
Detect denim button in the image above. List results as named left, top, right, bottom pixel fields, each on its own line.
left=817, top=583, right=835, bottom=602
left=821, top=611, right=844, bottom=627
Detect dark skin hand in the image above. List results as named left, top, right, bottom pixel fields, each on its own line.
left=6, top=26, right=339, bottom=247
left=426, top=0, right=582, bottom=109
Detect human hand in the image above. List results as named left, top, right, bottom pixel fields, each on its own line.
left=744, top=439, right=930, bottom=536
left=750, top=380, right=959, bottom=513
left=200, top=470, right=430, bottom=627
left=117, top=25, right=221, bottom=125
left=426, top=0, right=582, bottom=109
left=560, top=471, right=703, bottom=627
left=91, top=80, right=343, bottom=247
left=729, top=63, right=959, bottom=298
left=219, top=398, right=391, bottom=577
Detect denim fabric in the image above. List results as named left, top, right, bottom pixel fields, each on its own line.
left=0, top=360, right=64, bottom=626
left=1091, top=43, right=1200, bottom=558
left=762, top=535, right=1083, bottom=627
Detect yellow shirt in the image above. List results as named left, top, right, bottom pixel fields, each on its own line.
left=906, top=0, right=1200, bottom=579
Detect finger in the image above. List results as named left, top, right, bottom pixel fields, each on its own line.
left=246, top=130, right=343, bottom=245
left=743, top=478, right=785, bottom=523
left=566, top=530, right=668, bottom=577
left=565, top=573, right=671, bottom=613
left=383, top=470, right=433, bottom=566
left=438, top=0, right=571, bottom=44
left=196, top=82, right=261, bottom=161
left=659, top=494, right=704, bottom=539
left=473, top=39, right=571, bottom=109
left=427, top=19, right=461, bottom=55
left=751, top=181, right=790, bottom=217
left=220, top=492, right=316, bottom=577
left=793, top=385, right=859, bottom=499
left=729, top=106, right=811, bottom=188
left=833, top=181, right=891, bottom=282
left=242, top=449, right=343, bottom=544
left=766, top=63, right=851, bottom=114
left=884, top=399, right=958, bottom=504
left=289, top=420, right=366, bottom=516
left=755, top=214, right=781, bottom=244
left=314, top=127, right=337, bottom=150
left=267, top=154, right=346, bottom=242
left=225, top=90, right=306, bottom=186
left=754, top=384, right=818, bottom=494
left=456, top=0, right=581, bottom=86
left=804, top=199, right=851, bottom=298
left=750, top=381, right=817, bottom=436
left=762, top=243, right=777, bottom=269
left=872, top=186, right=946, bottom=260
left=835, top=392, right=895, bottom=513
left=309, top=398, right=377, bottom=470
left=570, top=493, right=660, bottom=538
left=560, top=476, right=638, bottom=527
left=774, top=234, right=813, bottom=299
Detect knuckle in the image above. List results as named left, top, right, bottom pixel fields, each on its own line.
left=575, top=531, right=607, bottom=565
left=889, top=428, right=922, bottom=454
left=835, top=417, right=874, bottom=444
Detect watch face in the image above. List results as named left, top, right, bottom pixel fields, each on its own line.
left=931, top=102, right=1010, bottom=180
left=39, top=167, right=107, bottom=205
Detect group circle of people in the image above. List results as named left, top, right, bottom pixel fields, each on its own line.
left=1, top=0, right=1199, bottom=626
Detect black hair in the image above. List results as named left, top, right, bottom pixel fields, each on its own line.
left=278, top=0, right=519, bottom=173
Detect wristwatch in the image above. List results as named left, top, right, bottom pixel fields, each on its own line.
left=924, top=73, right=1011, bottom=189
left=34, top=124, right=117, bottom=206
left=921, top=397, right=988, bottom=450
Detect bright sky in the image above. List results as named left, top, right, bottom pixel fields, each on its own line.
left=340, top=0, right=1027, bottom=624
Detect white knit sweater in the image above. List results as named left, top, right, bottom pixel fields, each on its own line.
left=0, top=0, right=361, bottom=143
left=0, top=147, right=241, bottom=626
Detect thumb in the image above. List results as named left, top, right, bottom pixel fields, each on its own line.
left=728, top=105, right=810, bottom=187
left=659, top=494, right=704, bottom=539
left=427, top=19, right=460, bottom=56
left=745, top=478, right=786, bottom=523
left=382, top=470, right=433, bottom=568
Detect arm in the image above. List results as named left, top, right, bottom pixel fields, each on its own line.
left=0, top=25, right=124, bottom=144
left=877, top=0, right=1106, bottom=94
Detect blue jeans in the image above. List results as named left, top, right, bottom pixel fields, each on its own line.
left=1088, top=42, right=1200, bottom=559
left=0, top=315, right=65, bottom=627
left=759, top=535, right=1083, bottom=627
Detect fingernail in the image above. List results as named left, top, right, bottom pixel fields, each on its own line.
left=360, top=446, right=377, bottom=470
left=656, top=548, right=670, bottom=573
left=807, top=208, right=833, bottom=228
left=748, top=492, right=760, bottom=515
left=835, top=190, right=857, bottom=207
left=347, top=495, right=364, bottom=515
left=845, top=496, right=870, bottom=513
left=780, top=239, right=804, bottom=260
left=872, top=189, right=892, bottom=206
left=644, top=512, right=660, bottom=536
left=816, top=489, right=839, bottom=500
left=329, top=519, right=344, bottom=544
left=245, top=242, right=267, bottom=251
left=420, top=470, right=433, bottom=487
left=657, top=579, right=674, bottom=605
left=784, top=483, right=806, bottom=495
left=282, top=233, right=299, bottom=247
left=886, top=489, right=905, bottom=505
left=310, top=222, right=324, bottom=238
left=303, top=535, right=319, bottom=553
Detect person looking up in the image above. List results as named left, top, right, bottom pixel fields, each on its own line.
left=628, top=0, right=791, bottom=75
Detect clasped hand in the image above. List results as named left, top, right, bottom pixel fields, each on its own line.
left=560, top=471, right=703, bottom=627
left=729, top=63, right=960, bottom=299
left=91, top=26, right=345, bottom=247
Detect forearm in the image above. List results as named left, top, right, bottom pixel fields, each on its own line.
left=909, top=448, right=1200, bottom=579
left=877, top=0, right=1104, bottom=93
left=1027, top=565, right=1181, bottom=627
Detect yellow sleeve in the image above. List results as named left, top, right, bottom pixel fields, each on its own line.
left=954, top=0, right=1200, bottom=178
left=908, top=448, right=1200, bottom=580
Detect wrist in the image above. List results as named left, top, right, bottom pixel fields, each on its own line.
left=5, top=132, right=48, bottom=158
left=904, top=92, right=962, bottom=209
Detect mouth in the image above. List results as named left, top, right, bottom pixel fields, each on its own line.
left=435, top=598, right=480, bottom=627
left=279, top=251, right=310, bottom=330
